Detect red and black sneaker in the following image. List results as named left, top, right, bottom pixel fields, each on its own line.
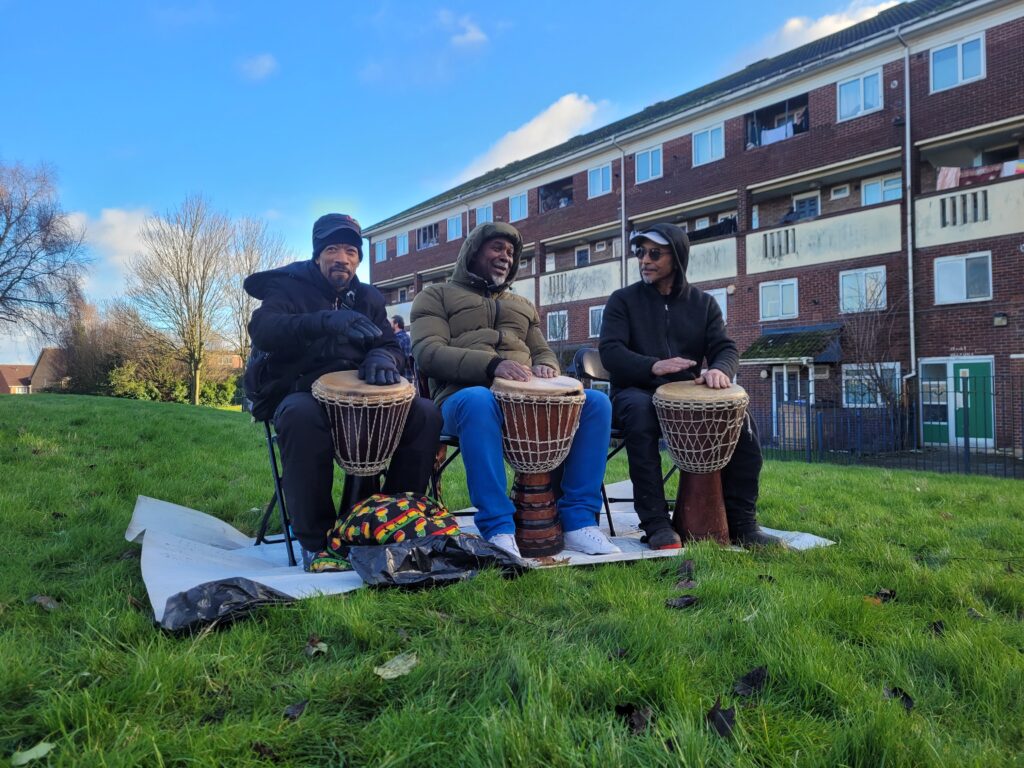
left=645, top=528, right=683, bottom=550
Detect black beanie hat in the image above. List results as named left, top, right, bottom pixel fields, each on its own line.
left=312, top=213, right=363, bottom=261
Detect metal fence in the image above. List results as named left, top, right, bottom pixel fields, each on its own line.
left=753, top=375, right=1024, bottom=479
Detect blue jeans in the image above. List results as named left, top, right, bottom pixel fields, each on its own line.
left=441, top=386, right=612, bottom=539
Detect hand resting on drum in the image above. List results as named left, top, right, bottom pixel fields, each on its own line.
left=494, top=359, right=533, bottom=381
left=694, top=368, right=732, bottom=389
left=323, top=309, right=383, bottom=343
left=651, top=357, right=697, bottom=377
left=531, top=364, right=557, bottom=378
left=358, top=349, right=401, bottom=385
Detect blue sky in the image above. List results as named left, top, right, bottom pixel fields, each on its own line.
left=0, top=0, right=901, bottom=363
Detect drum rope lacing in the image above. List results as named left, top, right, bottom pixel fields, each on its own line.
left=653, top=392, right=749, bottom=474
left=493, top=391, right=585, bottom=474
left=311, top=385, right=416, bottom=476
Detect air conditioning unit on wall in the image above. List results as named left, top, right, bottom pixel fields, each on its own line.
left=811, top=365, right=830, bottom=380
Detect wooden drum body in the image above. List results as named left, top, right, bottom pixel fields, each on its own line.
left=492, top=375, right=585, bottom=557
left=653, top=380, right=749, bottom=545
left=311, top=370, right=415, bottom=476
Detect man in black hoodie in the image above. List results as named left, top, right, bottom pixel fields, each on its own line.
left=243, top=214, right=442, bottom=570
left=599, top=222, right=785, bottom=550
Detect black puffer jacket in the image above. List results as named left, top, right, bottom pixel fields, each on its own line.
left=243, top=260, right=402, bottom=420
left=598, top=222, right=737, bottom=394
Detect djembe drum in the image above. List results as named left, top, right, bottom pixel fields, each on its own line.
left=492, top=375, right=586, bottom=557
left=653, top=380, right=749, bottom=545
left=311, top=370, right=415, bottom=476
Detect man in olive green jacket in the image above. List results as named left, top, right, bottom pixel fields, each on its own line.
left=411, top=222, right=619, bottom=559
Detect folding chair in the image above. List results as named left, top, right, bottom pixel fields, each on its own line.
left=573, top=348, right=677, bottom=532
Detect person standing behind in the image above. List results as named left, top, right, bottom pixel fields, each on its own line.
left=391, top=315, right=415, bottom=381
left=411, top=222, right=619, bottom=559
left=599, top=222, right=786, bottom=550
left=244, top=213, right=442, bottom=571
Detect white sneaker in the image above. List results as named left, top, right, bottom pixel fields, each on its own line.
left=487, top=533, right=522, bottom=559
left=563, top=526, right=621, bottom=555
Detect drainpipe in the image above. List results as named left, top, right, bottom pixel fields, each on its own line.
left=895, top=26, right=917, bottom=392
left=610, top=134, right=629, bottom=289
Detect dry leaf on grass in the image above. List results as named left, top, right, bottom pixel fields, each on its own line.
left=733, top=666, right=767, bottom=697
left=283, top=700, right=307, bottom=721
left=665, top=596, right=699, bottom=610
left=706, top=696, right=735, bottom=738
left=27, top=595, right=60, bottom=612
left=374, top=651, right=418, bottom=680
left=674, top=579, right=698, bottom=590
left=615, top=703, right=653, bottom=734
left=678, top=559, right=695, bottom=578
left=304, top=634, right=328, bottom=658
left=252, top=742, right=281, bottom=762
left=11, top=741, right=55, bottom=766
left=884, top=686, right=914, bottom=712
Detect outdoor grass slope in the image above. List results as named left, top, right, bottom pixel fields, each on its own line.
left=2, top=394, right=1023, bottom=767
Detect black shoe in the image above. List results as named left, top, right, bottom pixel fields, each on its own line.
left=644, top=527, right=683, bottom=550
left=730, top=527, right=791, bottom=549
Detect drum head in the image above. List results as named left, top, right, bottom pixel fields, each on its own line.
left=313, top=369, right=414, bottom=401
left=491, top=374, right=583, bottom=397
left=654, top=379, right=747, bottom=403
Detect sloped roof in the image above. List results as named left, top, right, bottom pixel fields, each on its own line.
left=368, top=0, right=969, bottom=232
left=0, top=365, right=34, bottom=389
left=741, top=326, right=843, bottom=362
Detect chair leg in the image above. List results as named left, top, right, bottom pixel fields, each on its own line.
left=254, top=421, right=297, bottom=567
left=600, top=483, right=617, bottom=537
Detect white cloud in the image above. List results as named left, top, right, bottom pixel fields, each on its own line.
left=739, top=0, right=902, bottom=66
left=453, top=94, right=602, bottom=184
left=68, top=208, right=150, bottom=303
left=438, top=9, right=488, bottom=47
left=238, top=53, right=278, bottom=81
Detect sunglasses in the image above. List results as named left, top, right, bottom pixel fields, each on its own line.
left=634, top=246, right=670, bottom=261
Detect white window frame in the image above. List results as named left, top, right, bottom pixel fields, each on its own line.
left=837, top=68, right=883, bottom=122
left=861, top=174, right=902, bottom=206
left=830, top=184, right=850, bottom=200
left=692, top=123, right=725, bottom=166
left=792, top=191, right=820, bottom=219
left=374, top=241, right=386, bottom=263
left=695, top=216, right=710, bottom=230
left=509, top=193, right=528, bottom=222
left=842, top=362, right=901, bottom=408
left=575, top=246, right=590, bottom=267
left=635, top=145, right=663, bottom=184
left=934, top=251, right=992, bottom=305
left=705, top=288, right=728, bottom=323
left=476, top=204, right=493, bottom=224
left=930, top=33, right=985, bottom=94
left=446, top=214, right=462, bottom=241
left=759, top=278, right=798, bottom=321
left=547, top=310, right=568, bottom=341
left=396, top=233, right=409, bottom=256
left=839, top=265, right=887, bottom=313
left=588, top=163, right=611, bottom=198
left=588, top=305, right=605, bottom=338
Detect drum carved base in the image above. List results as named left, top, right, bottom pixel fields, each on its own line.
left=671, top=470, right=730, bottom=545
left=510, top=471, right=564, bottom=557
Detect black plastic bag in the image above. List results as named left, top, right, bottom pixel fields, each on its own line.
left=161, top=576, right=293, bottom=632
left=346, top=534, right=527, bottom=588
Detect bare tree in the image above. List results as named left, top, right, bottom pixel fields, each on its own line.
left=227, top=217, right=290, bottom=363
left=0, top=162, right=87, bottom=334
left=127, top=196, right=232, bottom=405
left=839, top=277, right=908, bottom=409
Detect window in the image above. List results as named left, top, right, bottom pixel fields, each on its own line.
left=842, top=363, right=901, bottom=408
left=374, top=241, right=386, bottom=262
left=792, top=191, right=820, bottom=220
left=575, top=246, right=590, bottom=266
left=840, top=266, right=887, bottom=313
left=751, top=205, right=759, bottom=229
left=396, top=233, right=409, bottom=256
left=831, top=184, right=850, bottom=200
left=635, top=146, right=663, bottom=183
left=588, top=164, right=611, bottom=198
left=539, top=177, right=574, bottom=212
left=837, top=69, right=882, bottom=121
left=547, top=310, right=568, bottom=341
left=476, top=204, right=493, bottom=224
left=862, top=174, right=901, bottom=205
left=545, top=254, right=555, bottom=272
left=509, top=193, right=528, bottom=222
left=417, top=223, right=439, bottom=250
left=718, top=210, right=737, bottom=223
left=693, top=124, right=724, bottom=166
left=447, top=214, right=462, bottom=241
left=934, top=252, right=991, bottom=304
left=759, top=278, right=798, bottom=321
left=706, top=288, right=728, bottom=323
left=931, top=34, right=984, bottom=93
left=398, top=288, right=408, bottom=302
left=695, top=217, right=710, bottom=230
left=589, top=305, right=604, bottom=337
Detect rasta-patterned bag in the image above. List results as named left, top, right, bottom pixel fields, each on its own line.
left=325, top=493, right=460, bottom=554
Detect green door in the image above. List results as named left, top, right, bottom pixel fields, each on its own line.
left=953, top=361, right=993, bottom=443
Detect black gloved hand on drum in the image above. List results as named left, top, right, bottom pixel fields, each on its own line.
left=358, top=349, right=401, bottom=385
left=323, top=309, right=382, bottom=343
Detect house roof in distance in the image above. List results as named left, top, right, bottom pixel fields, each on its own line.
left=0, top=365, right=34, bottom=389
left=367, top=0, right=968, bottom=234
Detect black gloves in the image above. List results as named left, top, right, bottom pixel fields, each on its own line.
left=323, top=310, right=382, bottom=343
left=359, top=349, right=401, bottom=386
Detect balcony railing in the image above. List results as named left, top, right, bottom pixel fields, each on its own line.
left=915, top=174, right=1024, bottom=248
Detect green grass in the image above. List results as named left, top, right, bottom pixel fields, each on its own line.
left=2, top=394, right=1023, bottom=767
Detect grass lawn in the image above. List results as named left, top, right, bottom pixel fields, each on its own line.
left=2, top=394, right=1023, bottom=767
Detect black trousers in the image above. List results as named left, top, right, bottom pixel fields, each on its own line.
left=274, top=392, right=442, bottom=551
left=611, top=387, right=763, bottom=536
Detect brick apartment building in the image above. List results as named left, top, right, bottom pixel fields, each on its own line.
left=366, top=0, right=1024, bottom=454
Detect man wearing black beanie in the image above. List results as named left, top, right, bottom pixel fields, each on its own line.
left=243, top=213, right=442, bottom=571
